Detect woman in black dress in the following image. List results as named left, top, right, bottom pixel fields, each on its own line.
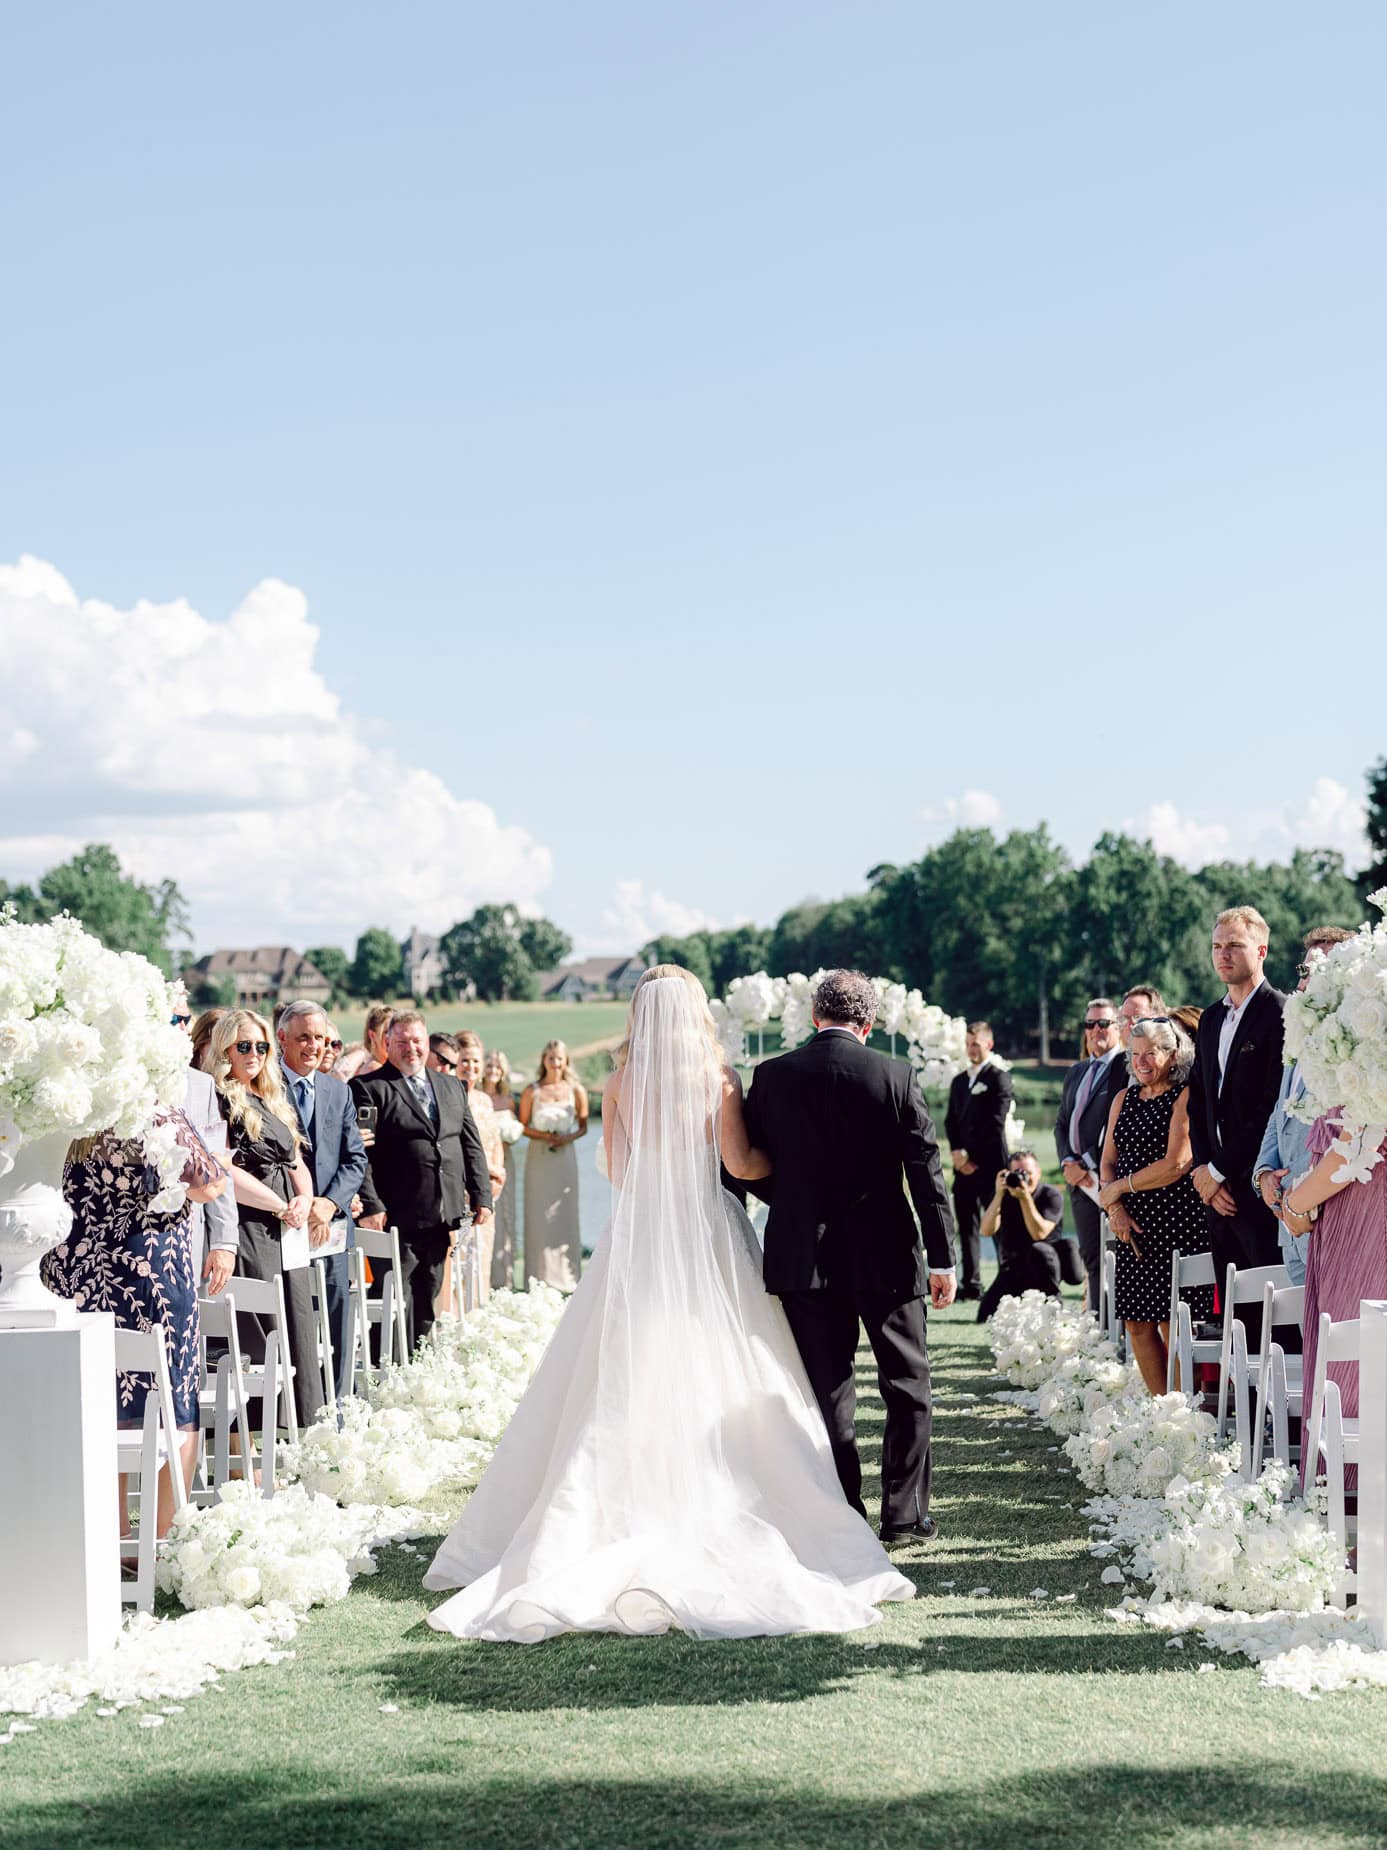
left=207, top=1010, right=320, bottom=1432
left=1097, top=1017, right=1213, bottom=1394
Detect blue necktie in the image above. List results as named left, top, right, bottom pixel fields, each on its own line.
left=295, top=1075, right=314, bottom=1130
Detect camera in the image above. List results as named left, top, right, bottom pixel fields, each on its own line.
left=1004, top=1169, right=1027, bottom=1190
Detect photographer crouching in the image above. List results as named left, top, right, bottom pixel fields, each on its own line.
left=977, top=1149, right=1082, bottom=1322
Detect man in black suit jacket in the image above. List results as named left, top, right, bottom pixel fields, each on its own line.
left=1055, top=998, right=1129, bottom=1311
left=943, top=1021, right=1014, bottom=1298
left=735, top=970, right=956, bottom=1544
left=1187, top=908, right=1287, bottom=1349
left=351, top=1011, right=493, bottom=1345
left=278, top=1001, right=369, bottom=1399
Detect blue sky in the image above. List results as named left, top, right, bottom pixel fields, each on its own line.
left=1, top=3, right=1383, bottom=957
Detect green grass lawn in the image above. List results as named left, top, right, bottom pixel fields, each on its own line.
left=330, top=1001, right=632, bottom=1076
left=7, top=1301, right=1384, bottom=1850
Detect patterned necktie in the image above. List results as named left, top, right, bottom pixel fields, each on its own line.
left=409, top=1074, right=437, bottom=1125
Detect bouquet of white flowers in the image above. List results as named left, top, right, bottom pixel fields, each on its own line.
left=990, top=1290, right=1109, bottom=1391
left=1064, top=1390, right=1227, bottom=1498
left=0, top=910, right=191, bottom=1197
left=492, top=1109, right=524, bottom=1146
left=1141, top=1465, right=1342, bottom=1613
left=1283, top=891, right=1387, bottom=1182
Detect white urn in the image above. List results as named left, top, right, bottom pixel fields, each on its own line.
left=0, top=1132, right=76, bottom=1328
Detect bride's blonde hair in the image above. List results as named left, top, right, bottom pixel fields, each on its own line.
left=615, top=965, right=724, bottom=1099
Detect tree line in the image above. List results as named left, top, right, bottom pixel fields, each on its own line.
left=308, top=906, right=573, bottom=1006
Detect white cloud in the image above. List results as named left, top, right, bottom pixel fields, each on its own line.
left=588, top=880, right=719, bottom=955
left=1129, top=801, right=1232, bottom=867
left=920, top=788, right=1004, bottom=834
left=1275, top=776, right=1369, bottom=866
left=0, top=556, right=553, bottom=949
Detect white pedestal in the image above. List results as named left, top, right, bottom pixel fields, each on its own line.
left=0, top=1313, right=121, bottom=1666
left=1357, top=1299, right=1387, bottom=1647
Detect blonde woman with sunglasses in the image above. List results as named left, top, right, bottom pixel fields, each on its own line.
left=208, top=1010, right=324, bottom=1431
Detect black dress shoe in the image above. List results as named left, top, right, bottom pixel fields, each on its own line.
left=957, top=1287, right=982, bottom=1302
left=880, top=1517, right=939, bottom=1546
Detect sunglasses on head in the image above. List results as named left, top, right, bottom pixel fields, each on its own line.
left=234, top=1040, right=271, bottom=1056
left=171, top=1013, right=192, bottom=1028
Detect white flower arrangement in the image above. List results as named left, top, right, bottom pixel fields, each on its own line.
left=492, top=1109, right=524, bottom=1146
left=157, top=1480, right=430, bottom=1612
left=711, top=969, right=967, bottom=1090
left=1064, top=1391, right=1227, bottom=1499
left=529, top=1101, right=573, bottom=1135
left=1283, top=890, right=1387, bottom=1183
left=0, top=910, right=191, bottom=1196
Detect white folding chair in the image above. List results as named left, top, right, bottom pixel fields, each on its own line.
left=1214, top=1261, right=1290, bottom=1472
left=1304, top=1310, right=1361, bottom=1606
left=113, top=1325, right=186, bottom=1613
left=193, top=1290, right=256, bottom=1503
left=1252, top=1281, right=1306, bottom=1474
left=310, top=1257, right=337, bottom=1409
left=223, top=1271, right=297, bottom=1458
left=1100, top=1245, right=1117, bottom=1342
left=1167, top=1249, right=1220, bottom=1395
left=351, top=1224, right=410, bottom=1382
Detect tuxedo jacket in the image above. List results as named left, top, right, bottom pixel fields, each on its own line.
left=943, top=1060, right=1014, bottom=1176
left=1054, top=1051, right=1128, bottom=1171
left=288, top=1071, right=369, bottom=1221
left=743, top=1030, right=955, bottom=1299
left=1187, top=983, right=1287, bottom=1197
left=349, top=1063, right=492, bottom=1235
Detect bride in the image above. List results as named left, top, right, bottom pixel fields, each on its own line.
left=423, top=964, right=914, bottom=1642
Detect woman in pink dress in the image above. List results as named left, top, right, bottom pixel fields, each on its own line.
left=1284, top=1114, right=1387, bottom=1488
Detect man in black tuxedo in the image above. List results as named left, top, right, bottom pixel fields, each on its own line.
left=944, top=1021, right=1013, bottom=1299
left=1187, top=907, right=1287, bottom=1349
left=278, top=1000, right=369, bottom=1399
left=1055, top=997, right=1128, bottom=1311
left=734, top=970, right=956, bottom=1545
left=350, top=1011, right=493, bottom=1345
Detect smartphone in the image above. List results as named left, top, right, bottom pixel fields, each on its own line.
left=356, top=1105, right=378, bottom=1133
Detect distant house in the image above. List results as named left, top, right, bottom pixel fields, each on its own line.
left=402, top=927, right=445, bottom=999
left=539, top=956, right=649, bottom=1002
left=186, top=946, right=332, bottom=1010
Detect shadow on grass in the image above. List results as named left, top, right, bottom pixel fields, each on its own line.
left=377, top=1616, right=1193, bottom=1715
left=6, top=1765, right=1384, bottom=1850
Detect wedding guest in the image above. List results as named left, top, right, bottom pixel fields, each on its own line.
left=944, top=1022, right=1013, bottom=1299
left=1284, top=1118, right=1387, bottom=1490
left=519, top=1040, right=588, bottom=1291
left=1054, top=998, right=1127, bottom=1311
left=318, top=1020, right=345, bottom=1075
left=209, top=1009, right=323, bottom=1432
left=1170, top=1004, right=1203, bottom=1042
left=1098, top=1017, right=1211, bottom=1394
left=336, top=1005, right=396, bottom=1081
left=277, top=999, right=369, bottom=1398
left=351, top=1012, right=493, bottom=1344
left=977, top=1149, right=1068, bottom=1321
left=427, top=1032, right=461, bottom=1075
left=482, top=1049, right=521, bottom=1291
left=1187, top=907, right=1287, bottom=1352
left=172, top=999, right=238, bottom=1293
left=1118, top=986, right=1164, bottom=1046
left=447, top=1031, right=506, bottom=1307
left=190, top=1007, right=226, bottom=1074
left=43, top=1111, right=227, bottom=1538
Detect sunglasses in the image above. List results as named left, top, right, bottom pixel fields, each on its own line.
left=171, top=1014, right=192, bottom=1028
left=1084, top=1018, right=1115, bottom=1030
left=433, top=1056, right=458, bottom=1072
left=327, top=1038, right=343, bottom=1051
left=234, top=1040, right=271, bottom=1056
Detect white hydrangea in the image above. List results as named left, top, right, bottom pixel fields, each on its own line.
left=1283, top=892, right=1387, bottom=1182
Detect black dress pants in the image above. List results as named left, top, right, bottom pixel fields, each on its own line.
left=375, top=1223, right=454, bottom=1350
left=978, top=1243, right=1063, bottom=1323
left=1069, top=1184, right=1105, bottom=1313
left=951, top=1170, right=991, bottom=1293
left=780, top=1289, right=932, bottom=1531
left=233, top=1219, right=325, bottom=1432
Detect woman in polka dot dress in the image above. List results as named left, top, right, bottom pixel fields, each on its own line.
left=1097, top=1017, right=1214, bottom=1393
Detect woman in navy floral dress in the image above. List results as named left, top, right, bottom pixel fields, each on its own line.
left=43, top=1108, right=227, bottom=1536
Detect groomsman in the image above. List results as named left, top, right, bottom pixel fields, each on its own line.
left=277, top=1000, right=369, bottom=1397
left=351, top=1012, right=493, bottom=1345
left=1188, top=907, right=1287, bottom=1350
left=944, top=1021, right=1013, bottom=1299
left=1054, top=998, right=1127, bottom=1311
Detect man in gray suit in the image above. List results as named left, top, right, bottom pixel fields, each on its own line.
left=173, top=1002, right=238, bottom=1295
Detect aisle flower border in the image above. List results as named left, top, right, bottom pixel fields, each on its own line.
left=987, top=1291, right=1387, bottom=1698
left=0, top=1285, right=568, bottom=1740
left=711, top=971, right=968, bottom=1087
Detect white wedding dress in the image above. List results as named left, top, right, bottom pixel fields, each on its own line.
left=423, top=976, right=913, bottom=1642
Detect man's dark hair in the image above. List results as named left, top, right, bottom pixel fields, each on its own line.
left=967, top=1020, right=993, bottom=1038
left=1007, top=1147, right=1038, bottom=1167
left=1303, top=925, right=1355, bottom=952
left=811, top=969, right=877, bottom=1032
left=429, top=1031, right=460, bottom=1058
left=1123, top=984, right=1165, bottom=1010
